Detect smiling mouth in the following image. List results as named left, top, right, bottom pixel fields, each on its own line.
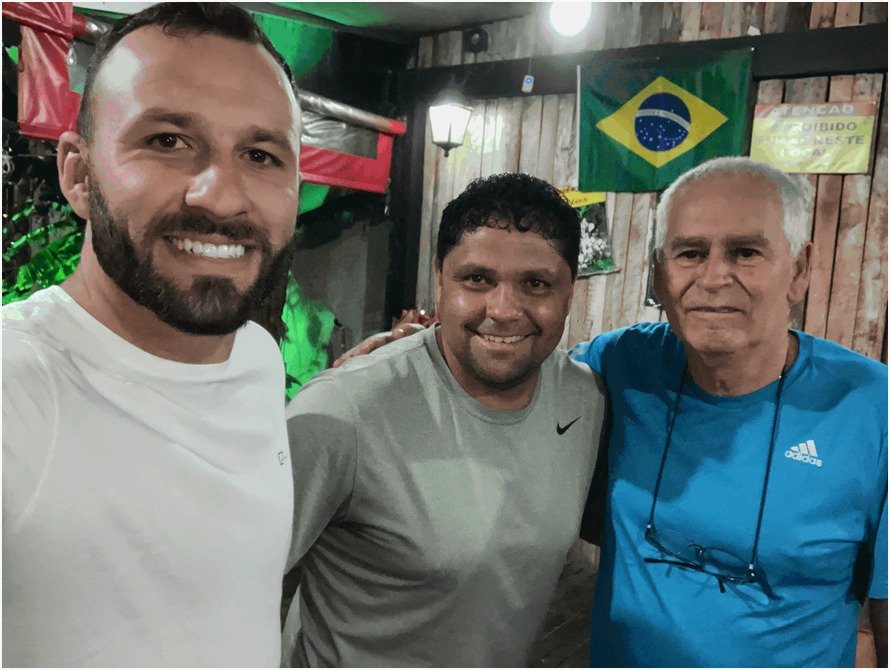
left=165, top=235, right=251, bottom=260
left=476, top=333, right=530, bottom=344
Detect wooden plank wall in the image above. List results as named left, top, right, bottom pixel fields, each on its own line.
left=414, top=2, right=888, bottom=360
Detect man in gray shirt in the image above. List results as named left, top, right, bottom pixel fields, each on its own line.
left=282, top=173, right=607, bottom=666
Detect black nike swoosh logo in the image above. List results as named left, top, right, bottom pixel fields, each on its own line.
left=557, top=417, right=581, bottom=435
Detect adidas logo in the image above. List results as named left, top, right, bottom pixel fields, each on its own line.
left=785, top=440, right=822, bottom=467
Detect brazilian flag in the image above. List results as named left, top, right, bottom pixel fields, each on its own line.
left=579, top=51, right=752, bottom=192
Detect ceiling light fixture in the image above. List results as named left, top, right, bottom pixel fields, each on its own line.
left=549, top=2, right=592, bottom=38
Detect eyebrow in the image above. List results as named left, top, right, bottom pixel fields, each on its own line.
left=723, top=234, right=771, bottom=247
left=245, top=125, right=297, bottom=158
left=668, top=234, right=771, bottom=249
left=136, top=108, right=195, bottom=128
left=451, top=263, right=559, bottom=278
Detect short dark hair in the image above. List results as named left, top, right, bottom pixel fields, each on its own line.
left=77, top=2, right=295, bottom=140
left=437, top=172, right=581, bottom=278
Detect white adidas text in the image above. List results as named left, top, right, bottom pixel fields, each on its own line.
left=785, top=439, right=822, bottom=467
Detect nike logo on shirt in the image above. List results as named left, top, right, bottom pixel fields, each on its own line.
left=557, top=417, right=581, bottom=435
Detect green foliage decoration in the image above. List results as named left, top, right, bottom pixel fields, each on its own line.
left=279, top=273, right=336, bottom=403
left=2, top=201, right=84, bottom=305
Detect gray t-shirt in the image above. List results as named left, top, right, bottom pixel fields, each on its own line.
left=283, top=327, right=606, bottom=667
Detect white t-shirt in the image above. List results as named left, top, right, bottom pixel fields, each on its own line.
left=2, top=286, right=294, bottom=667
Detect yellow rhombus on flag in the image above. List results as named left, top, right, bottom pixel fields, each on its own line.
left=595, top=76, right=728, bottom=168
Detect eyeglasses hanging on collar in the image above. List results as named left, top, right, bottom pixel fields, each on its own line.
left=642, top=365, right=786, bottom=593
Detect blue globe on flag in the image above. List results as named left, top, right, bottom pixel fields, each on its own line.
left=634, top=93, right=691, bottom=151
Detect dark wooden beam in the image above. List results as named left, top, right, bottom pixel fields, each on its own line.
left=397, top=23, right=887, bottom=103
left=385, top=99, right=428, bottom=314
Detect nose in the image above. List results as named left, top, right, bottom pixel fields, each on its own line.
left=184, top=158, right=250, bottom=220
left=696, top=252, right=734, bottom=291
left=486, top=283, right=524, bottom=321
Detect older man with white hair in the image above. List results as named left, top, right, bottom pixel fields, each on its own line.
left=571, top=157, right=887, bottom=667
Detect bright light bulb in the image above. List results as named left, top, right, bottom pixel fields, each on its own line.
left=549, top=2, right=592, bottom=37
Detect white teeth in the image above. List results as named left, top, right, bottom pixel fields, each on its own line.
left=480, top=334, right=527, bottom=344
left=173, top=238, right=246, bottom=259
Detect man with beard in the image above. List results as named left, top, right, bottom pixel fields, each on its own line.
left=281, top=173, right=607, bottom=666
left=2, top=4, right=300, bottom=666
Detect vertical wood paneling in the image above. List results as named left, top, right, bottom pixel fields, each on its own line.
left=852, top=81, right=888, bottom=358
left=502, top=99, right=524, bottom=172
left=602, top=194, right=636, bottom=333
left=518, top=96, right=544, bottom=174
left=660, top=2, right=685, bottom=42
left=809, top=3, right=838, bottom=28
left=741, top=3, right=767, bottom=34
left=564, top=278, right=590, bottom=349
left=417, top=36, right=434, bottom=69
left=720, top=3, right=745, bottom=37
left=479, top=99, right=500, bottom=177
left=602, top=3, right=644, bottom=49
left=825, top=73, right=883, bottom=347
left=584, top=274, right=610, bottom=339
left=536, top=95, right=561, bottom=182
left=699, top=3, right=726, bottom=39
left=861, top=2, right=888, bottom=23
left=552, top=95, right=578, bottom=189
left=763, top=3, right=790, bottom=33
left=433, top=30, right=462, bottom=66
left=448, top=103, right=486, bottom=201
left=679, top=2, right=702, bottom=40
left=617, top=193, right=655, bottom=327
left=806, top=175, right=843, bottom=338
left=640, top=2, right=665, bottom=45
left=833, top=2, right=862, bottom=25
left=637, top=207, right=663, bottom=325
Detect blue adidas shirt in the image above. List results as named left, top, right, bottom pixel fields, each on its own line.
left=571, top=323, right=888, bottom=667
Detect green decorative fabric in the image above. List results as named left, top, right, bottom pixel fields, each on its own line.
left=249, top=10, right=333, bottom=78
left=298, top=182, right=329, bottom=215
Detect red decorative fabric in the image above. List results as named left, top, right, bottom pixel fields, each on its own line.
left=1, top=2, right=85, bottom=40
left=3, top=2, right=85, bottom=140
left=16, top=26, right=81, bottom=140
left=301, top=133, right=396, bottom=194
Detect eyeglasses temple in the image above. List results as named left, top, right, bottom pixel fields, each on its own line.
left=646, top=369, right=687, bottom=530
left=748, top=372, right=787, bottom=575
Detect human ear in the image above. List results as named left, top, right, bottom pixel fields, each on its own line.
left=57, top=131, right=91, bottom=220
left=652, top=249, right=666, bottom=305
left=788, top=242, right=813, bottom=305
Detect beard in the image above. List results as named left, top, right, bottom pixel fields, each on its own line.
left=87, top=185, right=295, bottom=336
